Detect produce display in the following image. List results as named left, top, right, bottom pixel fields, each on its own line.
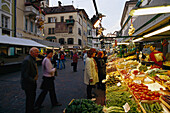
left=141, top=102, right=163, bottom=113
left=65, top=99, right=103, bottom=113
left=139, top=65, right=148, bottom=72
left=161, top=95, right=170, bottom=106
left=106, top=91, right=139, bottom=113
left=105, top=54, right=170, bottom=113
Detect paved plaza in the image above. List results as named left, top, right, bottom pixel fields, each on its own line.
left=0, top=59, right=87, bottom=113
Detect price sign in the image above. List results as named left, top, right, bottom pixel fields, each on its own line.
left=123, top=103, right=130, bottom=112
left=117, top=82, right=121, bottom=87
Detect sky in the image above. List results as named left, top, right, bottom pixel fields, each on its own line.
left=49, top=0, right=130, bottom=35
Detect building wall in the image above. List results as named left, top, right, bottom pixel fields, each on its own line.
left=0, top=0, right=13, bottom=36
left=16, top=0, right=45, bottom=39
left=44, top=12, right=83, bottom=49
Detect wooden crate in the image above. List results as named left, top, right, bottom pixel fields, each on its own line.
left=63, top=99, right=75, bottom=113
left=159, top=95, right=170, bottom=109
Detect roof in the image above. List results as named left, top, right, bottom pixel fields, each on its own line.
left=44, top=5, right=77, bottom=14
left=0, top=35, right=46, bottom=47
left=120, top=0, right=138, bottom=27
left=32, top=39, right=60, bottom=48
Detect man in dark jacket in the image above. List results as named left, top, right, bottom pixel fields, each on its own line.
left=21, top=47, right=39, bottom=113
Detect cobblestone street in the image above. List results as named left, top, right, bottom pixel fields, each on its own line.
left=0, top=59, right=87, bottom=113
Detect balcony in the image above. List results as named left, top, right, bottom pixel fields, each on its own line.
left=25, top=2, right=39, bottom=16
left=66, top=19, right=75, bottom=25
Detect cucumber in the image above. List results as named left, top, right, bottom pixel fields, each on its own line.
left=156, top=102, right=162, bottom=111
left=153, top=108, right=160, bottom=113
left=142, top=103, right=147, bottom=111
left=150, top=104, right=154, bottom=112
left=154, top=103, right=159, bottom=110
left=146, top=103, right=151, bottom=112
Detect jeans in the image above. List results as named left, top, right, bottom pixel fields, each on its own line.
left=60, top=60, right=65, bottom=69
left=57, top=60, right=60, bottom=69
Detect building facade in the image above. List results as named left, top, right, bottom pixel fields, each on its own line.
left=44, top=2, right=90, bottom=51
left=16, top=0, right=46, bottom=39
left=120, top=0, right=138, bottom=37
left=0, top=0, right=14, bottom=36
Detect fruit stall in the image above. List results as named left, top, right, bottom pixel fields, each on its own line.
left=103, top=55, right=170, bottom=113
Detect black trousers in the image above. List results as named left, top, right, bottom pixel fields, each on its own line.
left=73, top=62, right=77, bottom=72
left=24, top=89, right=36, bottom=113
left=35, top=78, right=57, bottom=107
left=87, top=85, right=94, bottom=99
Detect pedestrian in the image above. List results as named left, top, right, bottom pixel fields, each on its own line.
left=57, top=50, right=61, bottom=69
left=72, top=52, right=79, bottom=72
left=20, top=47, right=39, bottom=113
left=83, top=50, right=87, bottom=66
left=84, top=48, right=99, bottom=99
left=35, top=49, right=62, bottom=110
left=53, top=52, right=58, bottom=68
left=60, top=51, right=65, bottom=70
left=95, top=51, right=106, bottom=90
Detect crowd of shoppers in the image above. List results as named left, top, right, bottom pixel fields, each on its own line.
left=21, top=47, right=108, bottom=113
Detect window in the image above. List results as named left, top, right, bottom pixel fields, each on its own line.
left=68, top=27, right=72, bottom=33
left=69, top=16, right=73, bottom=19
left=25, top=18, right=28, bottom=31
left=1, top=15, right=9, bottom=28
left=78, top=39, right=81, bottom=45
left=30, top=21, right=33, bottom=32
left=88, top=30, right=91, bottom=35
left=96, top=39, right=99, bottom=42
left=67, top=38, right=73, bottom=44
left=78, top=28, right=81, bottom=36
left=59, top=38, right=64, bottom=45
left=48, top=28, right=51, bottom=34
left=35, top=25, right=37, bottom=33
left=52, top=28, right=55, bottom=34
left=48, top=17, right=55, bottom=23
left=61, top=16, right=64, bottom=22
left=48, top=17, right=51, bottom=23
left=95, top=44, right=98, bottom=47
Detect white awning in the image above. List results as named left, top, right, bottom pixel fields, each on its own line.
left=0, top=35, right=47, bottom=48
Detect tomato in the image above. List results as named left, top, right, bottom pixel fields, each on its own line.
left=160, top=88, right=163, bottom=91
left=141, top=97, right=146, bottom=100
left=154, top=92, right=160, bottom=97
left=143, top=90, right=148, bottom=94
left=150, top=97, right=154, bottom=100
left=145, top=96, right=150, bottom=100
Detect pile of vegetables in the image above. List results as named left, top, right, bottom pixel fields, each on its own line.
left=139, top=65, right=148, bottom=72
left=106, top=91, right=139, bottom=113
left=106, top=85, right=127, bottom=93
left=65, top=99, right=103, bottom=113
left=141, top=102, right=163, bottom=113
left=104, top=75, right=121, bottom=87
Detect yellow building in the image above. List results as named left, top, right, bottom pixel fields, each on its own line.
left=16, top=0, right=46, bottom=40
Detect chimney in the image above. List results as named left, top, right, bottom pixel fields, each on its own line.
left=58, top=1, right=62, bottom=7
